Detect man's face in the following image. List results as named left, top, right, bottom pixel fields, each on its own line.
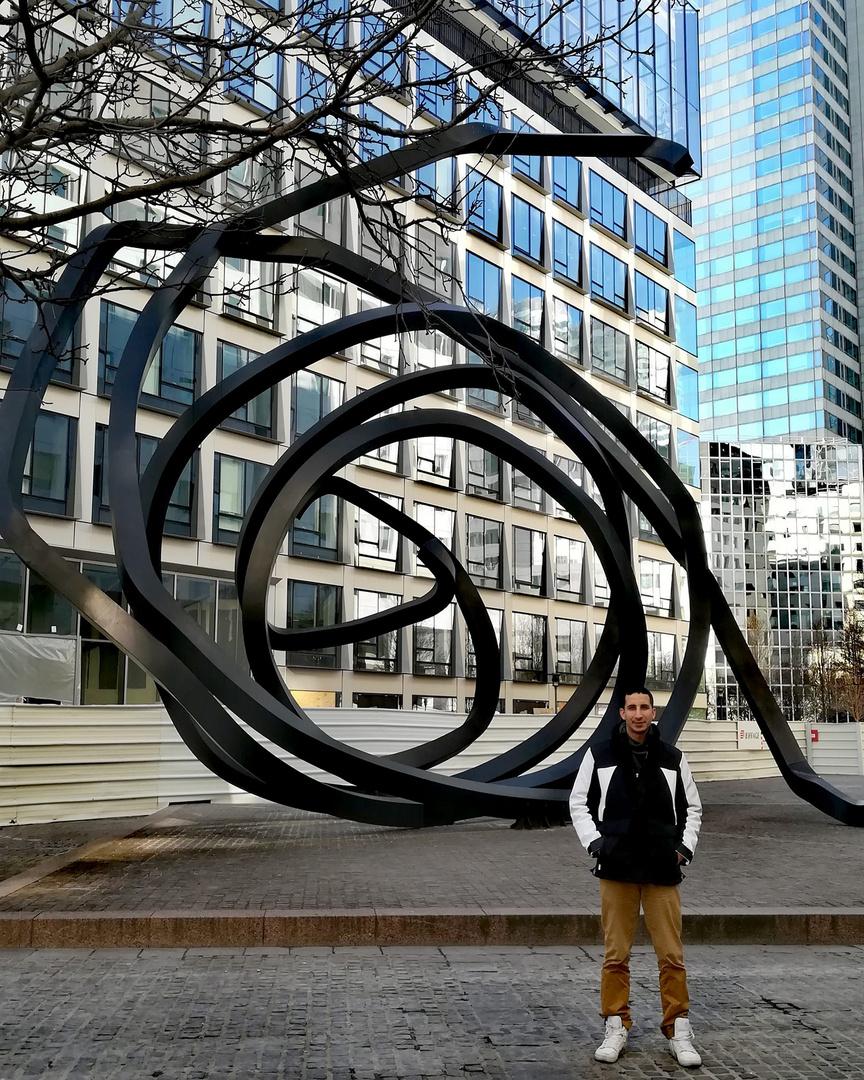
left=620, top=693, right=655, bottom=743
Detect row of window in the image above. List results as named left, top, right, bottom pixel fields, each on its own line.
left=0, top=548, right=681, bottom=704
left=287, top=583, right=678, bottom=689
left=465, top=166, right=696, bottom=291
left=465, top=251, right=698, bottom=355
left=22, top=402, right=698, bottom=542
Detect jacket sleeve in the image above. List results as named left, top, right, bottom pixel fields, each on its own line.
left=675, top=751, right=702, bottom=863
left=569, top=748, right=602, bottom=852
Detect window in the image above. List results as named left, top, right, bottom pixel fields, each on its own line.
left=634, top=204, right=667, bottom=264
left=354, top=692, right=401, bottom=708
left=513, top=526, right=545, bottom=594
left=295, top=270, right=345, bottom=333
left=640, top=558, right=674, bottom=616
left=513, top=468, right=543, bottom=510
left=553, top=221, right=582, bottom=284
left=555, top=536, right=585, bottom=601
left=465, top=82, right=502, bottom=126
left=226, top=145, right=281, bottom=204
left=636, top=342, right=670, bottom=403
left=116, top=0, right=211, bottom=65
left=99, top=301, right=200, bottom=409
left=295, top=164, right=344, bottom=242
left=511, top=118, right=542, bottom=184
left=465, top=608, right=502, bottom=678
left=552, top=157, right=581, bottom=208
left=414, top=224, right=453, bottom=299
left=296, top=62, right=334, bottom=129
left=466, top=171, right=503, bottom=241
left=93, top=427, right=196, bottom=537
left=512, top=196, right=544, bottom=263
left=357, top=493, right=401, bottom=569
left=213, top=455, right=269, bottom=545
left=360, top=15, right=405, bottom=85
left=513, top=612, right=546, bottom=682
left=553, top=299, right=583, bottom=364
left=22, top=412, right=76, bottom=516
left=590, top=245, right=627, bottom=310
left=417, top=50, right=453, bottom=121
left=218, top=342, right=272, bottom=438
left=298, top=0, right=347, bottom=44
left=556, top=619, right=586, bottom=683
left=589, top=171, right=626, bottom=238
left=414, top=606, right=453, bottom=676
left=354, top=591, right=399, bottom=672
left=513, top=399, right=544, bottom=429
left=595, top=555, right=618, bottom=612
left=677, top=430, right=700, bottom=487
left=636, top=412, right=671, bottom=464
left=512, top=276, right=544, bottom=340
left=224, top=19, right=282, bottom=111
left=359, top=205, right=401, bottom=272
left=466, top=516, right=502, bottom=588
left=416, top=158, right=456, bottom=208
left=676, top=362, right=699, bottom=421
left=634, top=272, right=669, bottom=333
left=413, top=695, right=457, bottom=711
left=78, top=563, right=124, bottom=705
left=26, top=563, right=76, bottom=636
left=674, top=229, right=697, bottom=290
left=414, top=504, right=454, bottom=571
left=466, top=253, right=501, bottom=317
left=591, top=318, right=628, bottom=383
left=675, top=296, right=698, bottom=355
left=416, top=437, right=454, bottom=486
left=290, top=370, right=344, bottom=441
left=224, top=257, right=275, bottom=325
left=360, top=403, right=401, bottom=470
left=285, top=582, right=340, bottom=669
left=358, top=293, right=400, bottom=374
left=0, top=552, right=25, bottom=631
left=416, top=329, right=454, bottom=371
left=552, top=455, right=583, bottom=519
left=646, top=631, right=675, bottom=689
left=291, top=495, right=339, bottom=561
left=466, top=446, right=502, bottom=499
left=358, top=103, right=402, bottom=162
left=0, top=281, right=74, bottom=382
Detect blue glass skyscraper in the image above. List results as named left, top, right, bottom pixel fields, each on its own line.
left=691, top=0, right=860, bottom=444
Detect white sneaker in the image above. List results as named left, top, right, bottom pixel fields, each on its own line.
left=595, top=1015, right=628, bottom=1063
left=668, top=1017, right=702, bottom=1067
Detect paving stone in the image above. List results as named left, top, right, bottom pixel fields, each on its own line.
left=0, top=945, right=862, bottom=1079
left=2, top=778, right=864, bottom=915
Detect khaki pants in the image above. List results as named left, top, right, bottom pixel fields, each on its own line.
left=599, top=878, right=689, bottom=1038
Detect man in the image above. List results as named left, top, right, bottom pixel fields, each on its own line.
left=569, top=687, right=703, bottom=1067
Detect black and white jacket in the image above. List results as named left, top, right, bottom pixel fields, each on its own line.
left=569, top=723, right=702, bottom=886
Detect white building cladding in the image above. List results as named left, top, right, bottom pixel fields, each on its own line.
left=702, top=440, right=864, bottom=724
left=0, top=2, right=701, bottom=720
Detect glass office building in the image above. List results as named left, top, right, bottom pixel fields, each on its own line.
left=691, top=0, right=861, bottom=444
left=702, top=440, right=864, bottom=722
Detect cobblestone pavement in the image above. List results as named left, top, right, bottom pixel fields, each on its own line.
left=0, top=819, right=131, bottom=883
left=2, top=778, right=864, bottom=913
left=0, top=945, right=862, bottom=1079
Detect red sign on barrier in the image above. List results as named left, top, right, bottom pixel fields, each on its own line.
left=811, top=729, right=819, bottom=743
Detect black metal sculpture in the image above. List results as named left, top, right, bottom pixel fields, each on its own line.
left=1, top=125, right=862, bottom=827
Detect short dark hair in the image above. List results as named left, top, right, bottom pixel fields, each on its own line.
left=620, top=687, right=654, bottom=707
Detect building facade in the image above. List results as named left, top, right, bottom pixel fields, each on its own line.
left=692, top=0, right=862, bottom=444
left=703, top=439, right=864, bottom=723
left=0, top=2, right=701, bottom=721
